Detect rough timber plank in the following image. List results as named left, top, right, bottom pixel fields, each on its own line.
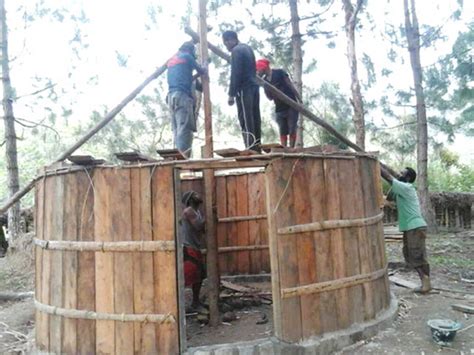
left=216, top=176, right=228, bottom=274
left=338, top=159, right=364, bottom=325
left=62, top=174, right=78, bottom=353
left=292, top=159, right=319, bottom=338
left=272, top=158, right=302, bottom=342
left=323, top=159, right=350, bottom=330
left=113, top=169, right=134, bottom=353
left=35, top=177, right=47, bottom=350
left=257, top=172, right=270, bottom=273
left=236, top=174, right=250, bottom=274
left=49, top=175, right=64, bottom=354
left=94, top=169, right=115, bottom=354
left=76, top=171, right=96, bottom=354
left=226, top=176, right=238, bottom=274
left=248, top=173, right=262, bottom=274
left=152, top=166, right=179, bottom=354
left=131, top=167, right=157, bottom=353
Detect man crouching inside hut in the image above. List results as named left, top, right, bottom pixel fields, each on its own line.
left=180, top=191, right=208, bottom=314
left=382, top=167, right=431, bottom=294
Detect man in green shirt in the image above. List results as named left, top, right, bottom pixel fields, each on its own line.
left=381, top=167, right=431, bottom=293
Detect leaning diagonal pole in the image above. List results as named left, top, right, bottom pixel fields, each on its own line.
left=0, top=64, right=168, bottom=215
left=184, top=27, right=399, bottom=179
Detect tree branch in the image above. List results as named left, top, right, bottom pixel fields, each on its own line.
left=13, top=116, right=60, bottom=138
left=15, top=83, right=57, bottom=100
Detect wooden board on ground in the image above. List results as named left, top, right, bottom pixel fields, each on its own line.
left=389, top=275, right=418, bottom=289
left=221, top=280, right=260, bottom=294
left=451, top=304, right=474, bottom=314
left=156, top=149, right=186, bottom=160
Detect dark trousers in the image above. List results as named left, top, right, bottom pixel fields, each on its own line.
left=236, top=85, right=261, bottom=150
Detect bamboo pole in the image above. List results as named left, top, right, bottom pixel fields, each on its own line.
left=34, top=238, right=175, bottom=252
left=0, top=64, right=168, bottom=215
left=277, top=212, right=384, bottom=235
left=198, top=0, right=219, bottom=327
left=218, top=214, right=267, bottom=223
left=281, top=266, right=387, bottom=299
left=201, top=244, right=269, bottom=254
left=184, top=27, right=399, bottom=179
left=35, top=300, right=175, bottom=323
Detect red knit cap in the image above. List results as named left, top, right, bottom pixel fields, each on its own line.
left=256, top=58, right=270, bottom=71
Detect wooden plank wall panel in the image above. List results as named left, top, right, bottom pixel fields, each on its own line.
left=247, top=173, right=261, bottom=274
left=112, top=169, right=135, bottom=353
left=256, top=173, right=270, bottom=272
left=323, top=160, right=349, bottom=331
left=226, top=176, right=238, bottom=274
left=49, top=175, right=64, bottom=354
left=216, top=176, right=228, bottom=274
left=62, top=174, right=78, bottom=353
left=76, top=171, right=96, bottom=354
left=152, top=166, right=179, bottom=354
left=35, top=178, right=47, bottom=350
left=94, top=169, right=115, bottom=354
left=274, top=158, right=302, bottom=342
left=236, top=174, right=250, bottom=274
left=292, top=159, right=319, bottom=338
left=131, top=167, right=157, bottom=353
left=338, top=159, right=364, bottom=325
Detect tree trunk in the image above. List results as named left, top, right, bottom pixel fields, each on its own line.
left=0, top=0, right=21, bottom=239
left=342, top=0, right=365, bottom=150
left=289, top=0, right=304, bottom=147
left=403, top=0, right=437, bottom=232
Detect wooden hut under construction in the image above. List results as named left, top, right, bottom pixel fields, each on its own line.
left=34, top=151, right=393, bottom=354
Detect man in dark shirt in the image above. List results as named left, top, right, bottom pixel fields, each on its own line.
left=167, top=42, right=207, bottom=158
left=222, top=30, right=261, bottom=152
left=256, top=59, right=301, bottom=148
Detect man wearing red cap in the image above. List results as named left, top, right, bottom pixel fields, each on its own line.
left=256, top=59, right=301, bottom=148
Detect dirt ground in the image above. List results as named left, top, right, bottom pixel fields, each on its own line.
left=0, top=230, right=472, bottom=353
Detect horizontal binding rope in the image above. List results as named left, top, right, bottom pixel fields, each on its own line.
left=201, top=244, right=269, bottom=254
left=34, top=238, right=175, bottom=252
left=218, top=214, right=267, bottom=223
left=34, top=300, right=175, bottom=324
left=281, top=266, right=387, bottom=299
left=277, top=212, right=384, bottom=235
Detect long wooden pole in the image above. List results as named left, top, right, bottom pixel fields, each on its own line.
left=0, top=64, right=168, bottom=215
left=198, top=0, right=220, bottom=327
left=184, top=27, right=399, bottom=179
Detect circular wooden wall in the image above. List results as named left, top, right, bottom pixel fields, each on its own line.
left=265, top=155, right=390, bottom=342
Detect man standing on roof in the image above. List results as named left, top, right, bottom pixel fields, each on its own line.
left=256, top=59, right=301, bottom=148
left=180, top=190, right=208, bottom=314
left=167, top=42, right=207, bottom=158
left=222, top=30, right=261, bottom=152
left=381, top=167, right=431, bottom=294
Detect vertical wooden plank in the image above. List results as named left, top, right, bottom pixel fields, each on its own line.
left=152, top=166, right=179, bottom=354
left=248, top=173, right=262, bottom=274
left=216, top=176, right=228, bottom=274
left=113, top=169, right=134, bottom=354
left=131, top=167, right=157, bottom=353
left=236, top=174, right=250, bottom=274
left=62, top=174, right=78, bottom=353
left=35, top=177, right=47, bottom=350
left=256, top=172, right=270, bottom=273
left=49, top=175, right=64, bottom=354
left=292, top=159, right=319, bottom=338
left=226, top=176, right=238, bottom=274
left=357, top=159, right=376, bottom=320
left=265, top=163, right=283, bottom=338
left=270, top=158, right=302, bottom=342
left=324, top=159, right=350, bottom=329
left=94, top=169, right=115, bottom=354
left=338, top=159, right=364, bottom=325
left=76, top=170, right=96, bottom=354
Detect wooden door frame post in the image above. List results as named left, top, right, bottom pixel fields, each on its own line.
left=198, top=0, right=219, bottom=326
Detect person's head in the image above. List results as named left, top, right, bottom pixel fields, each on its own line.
left=256, top=58, right=271, bottom=77
left=399, top=167, right=417, bottom=183
left=179, top=41, right=196, bottom=58
left=182, top=190, right=203, bottom=208
left=222, top=30, right=239, bottom=51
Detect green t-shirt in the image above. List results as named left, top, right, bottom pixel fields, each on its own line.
left=390, top=179, right=427, bottom=232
